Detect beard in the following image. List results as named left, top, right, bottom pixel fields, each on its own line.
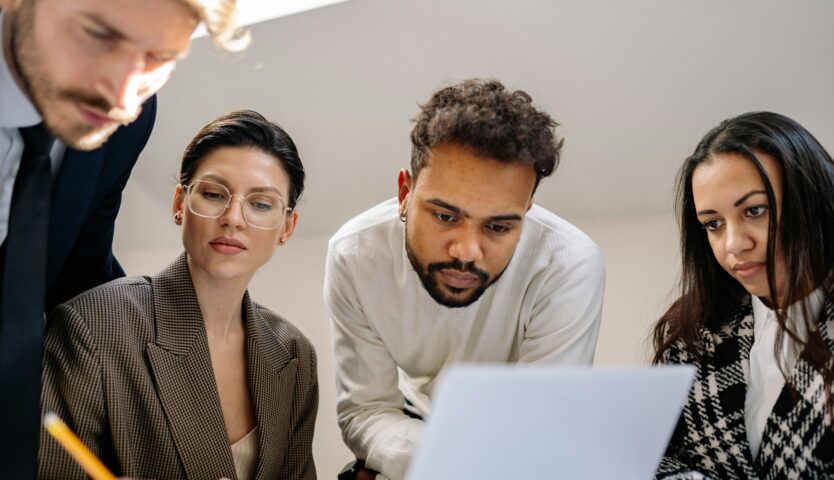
left=10, top=4, right=139, bottom=151
left=405, top=233, right=504, bottom=308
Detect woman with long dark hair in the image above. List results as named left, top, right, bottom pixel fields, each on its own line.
left=653, top=111, right=834, bottom=479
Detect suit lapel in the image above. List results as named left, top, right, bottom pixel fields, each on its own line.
left=243, top=294, right=296, bottom=480
left=696, top=303, right=758, bottom=475
left=47, top=147, right=104, bottom=285
left=756, top=293, right=834, bottom=477
left=145, top=253, right=237, bottom=479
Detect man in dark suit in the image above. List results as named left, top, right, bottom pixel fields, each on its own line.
left=0, top=0, right=249, bottom=477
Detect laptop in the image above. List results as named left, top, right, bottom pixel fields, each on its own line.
left=405, top=364, right=695, bottom=480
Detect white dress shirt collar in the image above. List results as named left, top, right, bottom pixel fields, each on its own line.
left=750, top=286, right=825, bottom=339
left=745, top=286, right=825, bottom=458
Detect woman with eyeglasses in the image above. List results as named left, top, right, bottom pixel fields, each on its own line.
left=38, top=110, right=317, bottom=480
left=653, top=112, right=834, bottom=479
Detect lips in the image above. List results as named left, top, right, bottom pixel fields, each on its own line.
left=440, top=269, right=480, bottom=289
left=76, top=104, right=114, bottom=127
left=209, top=237, right=247, bottom=254
left=733, top=262, right=764, bottom=278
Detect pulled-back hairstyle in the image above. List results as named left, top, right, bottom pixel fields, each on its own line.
left=180, top=110, right=305, bottom=209
left=410, top=78, right=563, bottom=191
left=181, top=0, right=251, bottom=52
left=653, top=111, right=834, bottom=417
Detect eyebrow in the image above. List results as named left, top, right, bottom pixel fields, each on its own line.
left=425, top=198, right=523, bottom=222
left=696, top=190, right=767, bottom=216
left=80, top=13, right=189, bottom=60
left=197, top=174, right=283, bottom=196
left=81, top=13, right=126, bottom=41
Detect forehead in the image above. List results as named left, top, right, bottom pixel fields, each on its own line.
left=691, top=151, right=782, bottom=205
left=50, top=0, right=198, bottom=51
left=193, top=146, right=290, bottom=193
left=414, top=144, right=536, bottom=215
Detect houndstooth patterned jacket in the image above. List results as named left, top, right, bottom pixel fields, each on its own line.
left=656, top=296, right=834, bottom=480
left=38, top=253, right=318, bottom=480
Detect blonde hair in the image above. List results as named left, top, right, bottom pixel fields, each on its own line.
left=181, top=0, right=251, bottom=52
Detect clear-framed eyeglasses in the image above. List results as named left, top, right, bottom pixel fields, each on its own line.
left=182, top=180, right=290, bottom=230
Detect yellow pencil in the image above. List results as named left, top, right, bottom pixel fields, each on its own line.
left=43, top=412, right=117, bottom=480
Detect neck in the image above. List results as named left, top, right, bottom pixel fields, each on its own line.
left=187, top=258, right=253, bottom=340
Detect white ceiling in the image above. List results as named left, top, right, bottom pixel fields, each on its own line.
left=115, top=0, right=834, bottom=250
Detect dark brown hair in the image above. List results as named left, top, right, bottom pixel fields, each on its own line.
left=410, top=79, right=563, bottom=191
left=180, top=110, right=305, bottom=209
left=653, top=111, right=834, bottom=417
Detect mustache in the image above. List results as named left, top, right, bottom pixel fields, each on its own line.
left=59, top=89, right=138, bottom=124
left=427, top=259, right=489, bottom=283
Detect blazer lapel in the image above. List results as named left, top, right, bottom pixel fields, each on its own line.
left=756, top=293, right=834, bottom=477
left=145, top=253, right=237, bottom=479
left=47, top=147, right=104, bottom=285
left=698, top=304, right=758, bottom=474
left=242, top=294, right=297, bottom=480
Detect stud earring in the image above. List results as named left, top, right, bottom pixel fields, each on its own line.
left=399, top=210, right=407, bottom=223
left=279, top=236, right=287, bottom=245
left=174, top=211, right=182, bottom=223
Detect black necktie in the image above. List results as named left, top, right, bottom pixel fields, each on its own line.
left=0, top=123, right=55, bottom=479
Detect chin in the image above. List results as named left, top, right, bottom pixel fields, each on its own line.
left=42, top=104, right=120, bottom=151
left=739, top=282, right=767, bottom=298
left=59, top=123, right=119, bottom=151
left=72, top=128, right=118, bottom=151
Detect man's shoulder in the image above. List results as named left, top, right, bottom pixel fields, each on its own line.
left=328, top=197, right=400, bottom=258
left=524, top=204, right=599, bottom=254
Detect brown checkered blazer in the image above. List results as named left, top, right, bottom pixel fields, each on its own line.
left=38, top=253, right=318, bottom=480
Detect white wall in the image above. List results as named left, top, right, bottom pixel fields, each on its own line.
left=114, top=212, right=681, bottom=478
left=573, top=214, right=680, bottom=366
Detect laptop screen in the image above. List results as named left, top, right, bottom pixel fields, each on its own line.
left=406, top=364, right=695, bottom=480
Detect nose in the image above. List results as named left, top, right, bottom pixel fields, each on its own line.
left=448, top=225, right=484, bottom=264
left=219, top=196, right=247, bottom=230
left=725, top=221, right=755, bottom=257
left=95, top=53, right=146, bottom=112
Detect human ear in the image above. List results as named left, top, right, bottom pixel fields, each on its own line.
left=172, top=185, right=185, bottom=224
left=277, top=210, right=299, bottom=245
left=397, top=169, right=412, bottom=218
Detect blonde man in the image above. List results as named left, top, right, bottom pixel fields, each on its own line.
left=0, top=0, right=247, bottom=476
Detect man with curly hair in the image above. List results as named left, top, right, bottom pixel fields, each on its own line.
left=325, top=79, right=606, bottom=480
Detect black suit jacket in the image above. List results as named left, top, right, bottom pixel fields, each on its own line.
left=44, top=95, right=156, bottom=311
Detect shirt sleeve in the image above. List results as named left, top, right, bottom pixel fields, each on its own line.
left=518, top=245, right=605, bottom=364
left=324, top=242, right=422, bottom=480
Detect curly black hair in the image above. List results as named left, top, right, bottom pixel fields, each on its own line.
left=410, top=78, right=563, bottom=191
